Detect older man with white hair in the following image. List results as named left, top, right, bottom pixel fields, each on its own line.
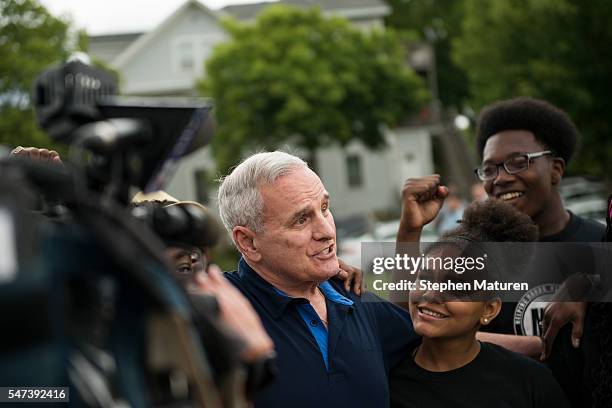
left=219, top=151, right=417, bottom=408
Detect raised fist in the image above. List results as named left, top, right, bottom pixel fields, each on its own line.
left=400, top=174, right=449, bottom=231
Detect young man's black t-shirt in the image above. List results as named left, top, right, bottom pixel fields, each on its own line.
left=540, top=211, right=605, bottom=242
left=478, top=211, right=605, bottom=407
left=390, top=342, right=570, bottom=408
left=482, top=212, right=605, bottom=336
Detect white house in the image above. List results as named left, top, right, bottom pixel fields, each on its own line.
left=88, top=0, right=434, bottom=220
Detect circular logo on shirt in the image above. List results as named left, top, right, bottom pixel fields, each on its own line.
left=514, top=283, right=559, bottom=336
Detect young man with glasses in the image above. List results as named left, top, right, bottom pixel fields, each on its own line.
left=474, top=98, right=604, bottom=408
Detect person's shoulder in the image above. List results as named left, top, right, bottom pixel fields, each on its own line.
left=357, top=290, right=414, bottom=333
left=571, top=212, right=605, bottom=241
left=223, top=269, right=262, bottom=305
left=327, top=278, right=383, bottom=308
left=328, top=279, right=411, bottom=318
left=223, top=270, right=243, bottom=287
left=481, top=342, right=550, bottom=375
left=339, top=283, right=404, bottom=311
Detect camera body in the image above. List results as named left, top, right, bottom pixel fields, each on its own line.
left=130, top=200, right=219, bottom=251
left=34, top=59, right=117, bottom=142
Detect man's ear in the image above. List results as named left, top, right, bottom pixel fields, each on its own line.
left=233, top=226, right=262, bottom=262
left=551, top=157, right=565, bottom=185
left=480, top=298, right=502, bottom=326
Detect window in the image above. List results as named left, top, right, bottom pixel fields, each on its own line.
left=173, top=34, right=225, bottom=75
left=178, top=42, right=194, bottom=72
left=346, top=155, right=363, bottom=188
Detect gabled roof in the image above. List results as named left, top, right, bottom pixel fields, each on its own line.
left=112, top=0, right=223, bottom=69
left=90, top=32, right=144, bottom=42
left=287, top=0, right=389, bottom=11
left=88, top=32, right=144, bottom=65
left=222, top=0, right=390, bottom=21
left=221, top=2, right=271, bottom=20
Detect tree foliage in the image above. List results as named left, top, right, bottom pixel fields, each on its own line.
left=385, top=0, right=469, bottom=110
left=0, top=0, right=75, bottom=149
left=200, top=5, right=428, bottom=173
left=453, top=0, right=612, bottom=177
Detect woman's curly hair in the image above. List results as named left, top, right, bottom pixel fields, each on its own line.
left=442, top=198, right=539, bottom=242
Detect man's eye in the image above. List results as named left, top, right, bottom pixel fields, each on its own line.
left=296, top=215, right=308, bottom=225
left=322, top=203, right=329, bottom=213
left=481, top=165, right=497, bottom=176
left=176, top=265, right=192, bottom=275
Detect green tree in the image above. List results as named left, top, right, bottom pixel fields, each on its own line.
left=0, top=0, right=76, bottom=149
left=454, top=0, right=612, bottom=177
left=200, top=5, right=428, bottom=173
left=385, top=0, right=469, bottom=110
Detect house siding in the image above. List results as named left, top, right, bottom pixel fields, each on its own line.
left=120, top=3, right=226, bottom=95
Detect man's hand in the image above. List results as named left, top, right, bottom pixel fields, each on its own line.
left=10, top=146, right=63, bottom=164
left=540, top=301, right=587, bottom=361
left=196, top=268, right=274, bottom=363
left=336, top=258, right=363, bottom=296
left=398, top=175, right=448, bottom=242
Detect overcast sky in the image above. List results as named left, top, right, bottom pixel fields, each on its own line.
left=39, top=0, right=278, bottom=35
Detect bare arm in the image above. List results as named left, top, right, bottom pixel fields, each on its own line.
left=476, top=331, right=543, bottom=358
left=391, top=175, right=448, bottom=305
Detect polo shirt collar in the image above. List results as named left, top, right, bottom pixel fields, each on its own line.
left=319, top=281, right=354, bottom=306
left=273, top=280, right=354, bottom=307
left=237, top=257, right=354, bottom=318
left=238, top=257, right=305, bottom=319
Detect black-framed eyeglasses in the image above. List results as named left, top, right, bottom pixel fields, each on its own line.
left=474, top=150, right=552, bottom=181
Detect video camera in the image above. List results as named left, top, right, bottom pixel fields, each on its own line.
left=33, top=58, right=213, bottom=202
left=0, top=59, right=240, bottom=407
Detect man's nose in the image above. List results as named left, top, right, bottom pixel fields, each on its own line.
left=312, top=212, right=335, bottom=241
left=492, top=164, right=516, bottom=186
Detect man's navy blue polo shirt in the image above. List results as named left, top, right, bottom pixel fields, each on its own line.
left=225, top=258, right=418, bottom=408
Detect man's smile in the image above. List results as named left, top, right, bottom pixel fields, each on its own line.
left=312, top=243, right=336, bottom=260
left=496, top=191, right=525, bottom=202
